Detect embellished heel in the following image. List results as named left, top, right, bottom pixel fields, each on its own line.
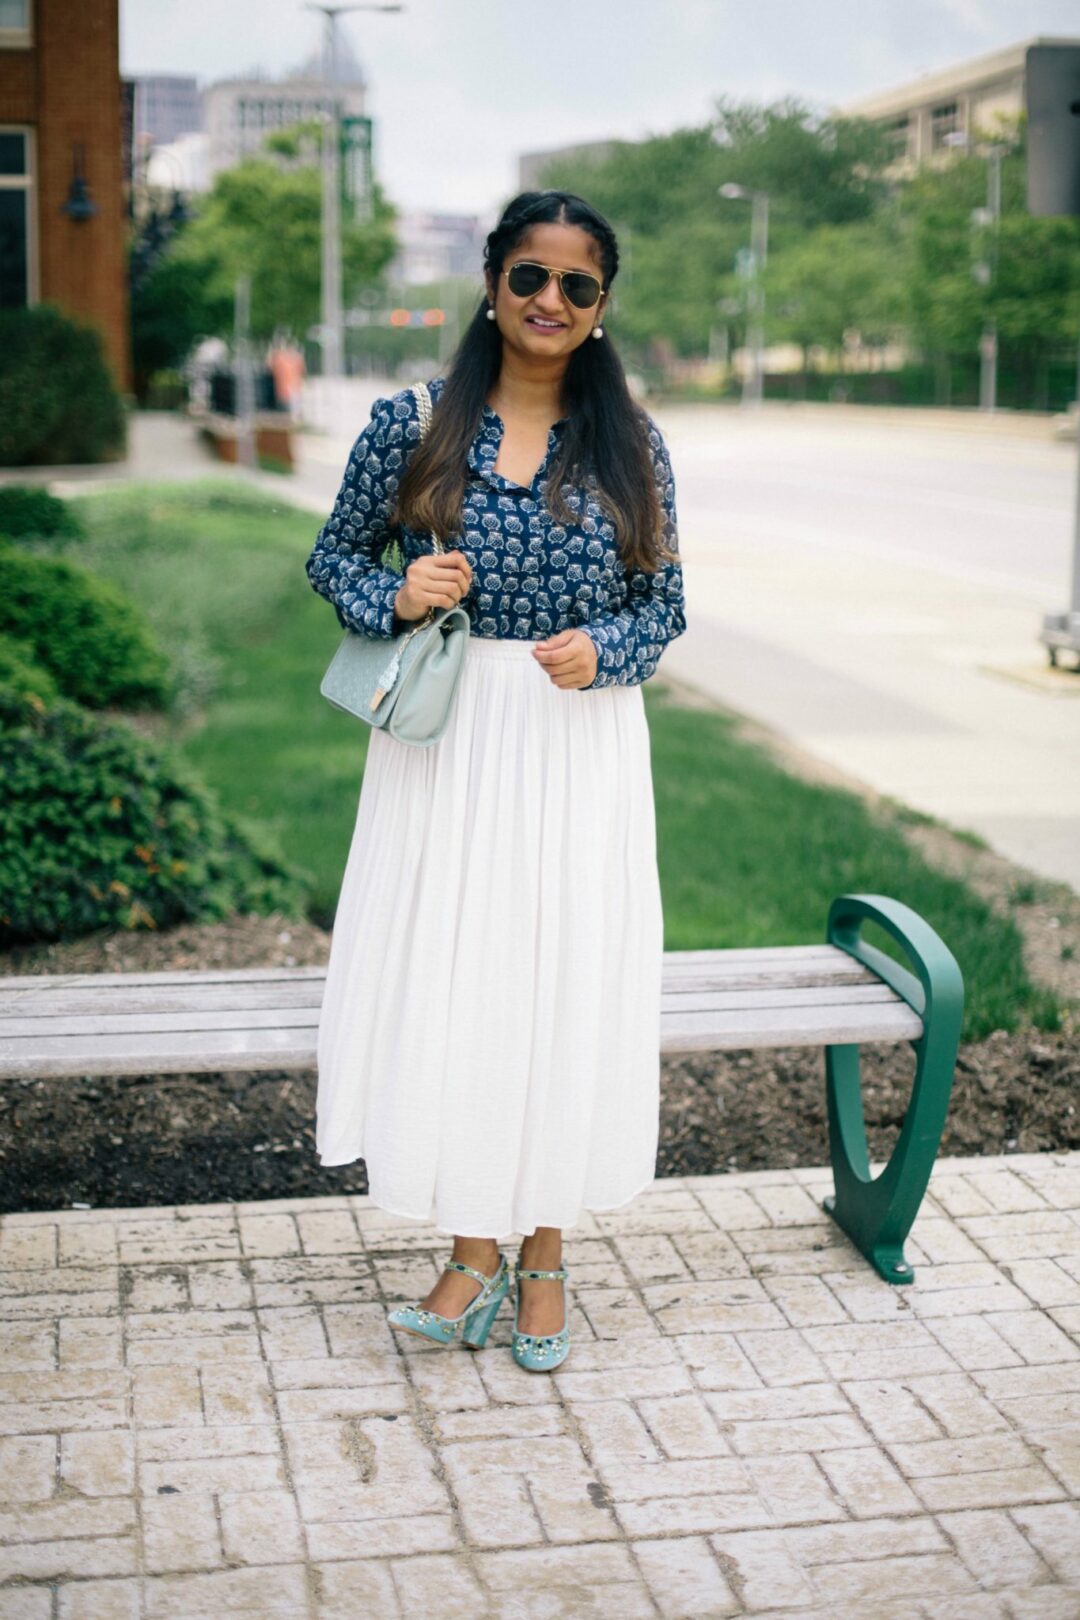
left=511, top=1262, right=571, bottom=1372
left=387, top=1253, right=509, bottom=1348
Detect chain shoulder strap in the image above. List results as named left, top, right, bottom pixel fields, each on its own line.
left=409, top=381, right=442, bottom=555
left=412, top=379, right=433, bottom=439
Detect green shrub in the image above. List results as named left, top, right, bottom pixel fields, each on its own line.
left=0, top=303, right=126, bottom=466
left=0, top=547, right=171, bottom=710
left=0, top=633, right=58, bottom=702
left=0, top=485, right=84, bottom=542
left=0, top=685, right=305, bottom=945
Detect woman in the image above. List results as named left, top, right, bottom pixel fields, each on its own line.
left=305, top=189, right=687, bottom=1372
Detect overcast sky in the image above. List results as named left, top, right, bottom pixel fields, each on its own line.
left=121, top=0, right=1080, bottom=220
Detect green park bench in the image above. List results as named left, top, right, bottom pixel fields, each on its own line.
left=0, top=893, right=963, bottom=1285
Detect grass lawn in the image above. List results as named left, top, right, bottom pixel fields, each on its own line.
left=69, top=478, right=1058, bottom=1045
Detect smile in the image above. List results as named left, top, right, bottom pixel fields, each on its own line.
left=526, top=316, right=565, bottom=330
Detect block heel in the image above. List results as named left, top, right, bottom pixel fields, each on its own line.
left=461, top=1288, right=506, bottom=1349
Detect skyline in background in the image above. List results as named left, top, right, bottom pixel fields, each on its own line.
left=121, top=0, right=1080, bottom=221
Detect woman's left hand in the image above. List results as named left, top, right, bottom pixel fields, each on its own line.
left=532, top=629, right=598, bottom=689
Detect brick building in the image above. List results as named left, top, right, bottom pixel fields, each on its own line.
left=0, top=0, right=130, bottom=390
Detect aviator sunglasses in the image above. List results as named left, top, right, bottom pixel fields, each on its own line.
left=502, top=259, right=604, bottom=310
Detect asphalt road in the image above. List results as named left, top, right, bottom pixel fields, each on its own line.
left=655, top=402, right=1080, bottom=896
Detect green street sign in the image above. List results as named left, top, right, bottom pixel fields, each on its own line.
left=341, top=115, right=373, bottom=223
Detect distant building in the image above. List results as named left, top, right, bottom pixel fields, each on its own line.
left=518, top=139, right=628, bottom=191
left=132, top=75, right=200, bottom=150
left=203, top=41, right=368, bottom=180
left=389, top=213, right=489, bottom=285
left=0, top=0, right=129, bottom=387
left=144, top=130, right=210, bottom=195
left=837, top=35, right=1080, bottom=168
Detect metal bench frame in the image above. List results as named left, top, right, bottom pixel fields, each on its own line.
left=823, top=894, right=964, bottom=1285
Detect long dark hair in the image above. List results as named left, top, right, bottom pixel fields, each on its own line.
left=391, top=189, right=672, bottom=574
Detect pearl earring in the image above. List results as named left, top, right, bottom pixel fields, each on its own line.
left=486, top=306, right=496, bottom=321
left=592, top=325, right=604, bottom=339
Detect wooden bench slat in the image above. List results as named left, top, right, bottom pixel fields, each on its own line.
left=0, top=946, right=841, bottom=991
left=0, top=966, right=329, bottom=992
left=664, top=983, right=902, bottom=1012
left=0, top=984, right=327, bottom=1019
left=0, top=992, right=924, bottom=1081
left=661, top=945, right=848, bottom=963
left=0, top=966, right=873, bottom=1021
left=0, top=1009, right=321, bottom=1038
left=3, top=1028, right=318, bottom=1079
left=0, top=943, right=857, bottom=997
left=0, top=978, right=906, bottom=1044
left=663, top=1000, right=924, bottom=1049
left=0, top=951, right=885, bottom=1020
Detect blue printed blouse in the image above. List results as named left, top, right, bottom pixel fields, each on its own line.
left=304, top=374, right=687, bottom=689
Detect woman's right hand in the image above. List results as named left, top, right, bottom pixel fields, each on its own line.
left=394, top=551, right=473, bottom=622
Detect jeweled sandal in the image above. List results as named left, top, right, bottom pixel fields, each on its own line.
left=387, top=1253, right=510, bottom=1348
left=510, top=1260, right=571, bottom=1371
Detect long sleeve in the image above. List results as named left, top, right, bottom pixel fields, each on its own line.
left=305, top=394, right=416, bottom=639
left=578, top=417, right=687, bottom=689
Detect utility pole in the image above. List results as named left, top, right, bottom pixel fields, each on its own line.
left=943, top=130, right=1007, bottom=414
left=304, top=3, right=402, bottom=382
left=719, top=183, right=769, bottom=406
left=978, top=145, right=1006, bottom=414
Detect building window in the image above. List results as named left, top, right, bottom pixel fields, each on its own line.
left=0, top=0, right=31, bottom=46
left=931, top=102, right=961, bottom=150
left=0, top=126, right=35, bottom=308
left=885, top=116, right=911, bottom=159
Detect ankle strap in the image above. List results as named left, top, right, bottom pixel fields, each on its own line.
left=444, top=1256, right=503, bottom=1287
left=515, top=1265, right=567, bottom=1280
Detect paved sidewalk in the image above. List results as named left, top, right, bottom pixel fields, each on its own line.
left=2, top=1155, right=1079, bottom=1618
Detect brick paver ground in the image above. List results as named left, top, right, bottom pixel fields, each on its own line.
left=1, top=1153, right=1079, bottom=1619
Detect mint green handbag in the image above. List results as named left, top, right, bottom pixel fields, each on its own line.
left=318, top=382, right=471, bottom=747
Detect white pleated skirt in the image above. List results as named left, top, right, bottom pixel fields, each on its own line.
left=314, top=633, right=664, bottom=1239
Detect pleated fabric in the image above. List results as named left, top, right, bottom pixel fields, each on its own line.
left=314, top=634, right=664, bottom=1239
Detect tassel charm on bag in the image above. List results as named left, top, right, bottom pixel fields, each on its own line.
left=367, top=608, right=433, bottom=710
left=369, top=651, right=402, bottom=711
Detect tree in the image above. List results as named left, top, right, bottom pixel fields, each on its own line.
left=765, top=221, right=908, bottom=372
left=901, top=133, right=1080, bottom=396
left=130, top=249, right=232, bottom=403
left=536, top=99, right=894, bottom=365
left=166, top=150, right=397, bottom=343
left=708, top=97, right=893, bottom=231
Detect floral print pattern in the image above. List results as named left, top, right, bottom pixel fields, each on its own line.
left=304, top=374, right=687, bottom=689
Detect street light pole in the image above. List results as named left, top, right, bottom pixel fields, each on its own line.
left=944, top=130, right=1006, bottom=413
left=719, top=182, right=769, bottom=407
left=748, top=191, right=769, bottom=406
left=303, top=3, right=402, bottom=382
left=978, top=144, right=1006, bottom=413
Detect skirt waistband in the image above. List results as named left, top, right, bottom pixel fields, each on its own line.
left=465, top=634, right=541, bottom=659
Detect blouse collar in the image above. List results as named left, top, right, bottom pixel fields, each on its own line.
left=426, top=376, right=569, bottom=494
left=469, top=398, right=568, bottom=495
